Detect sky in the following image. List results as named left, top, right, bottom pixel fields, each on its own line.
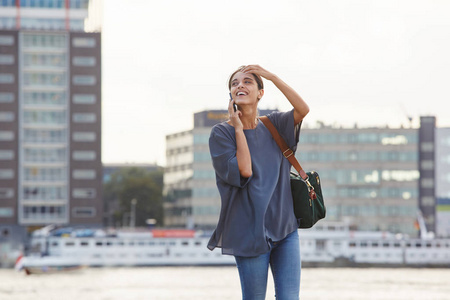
left=101, top=0, right=450, bottom=166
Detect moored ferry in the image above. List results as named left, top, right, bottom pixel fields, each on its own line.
left=15, top=222, right=450, bottom=272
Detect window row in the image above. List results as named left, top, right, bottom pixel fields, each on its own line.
left=23, top=185, right=66, bottom=200
left=24, top=128, right=66, bottom=143
left=23, top=110, right=96, bottom=124
left=22, top=33, right=66, bottom=48
left=323, top=186, right=417, bottom=199
left=0, top=0, right=89, bottom=9
left=23, top=166, right=66, bottom=181
left=23, top=53, right=66, bottom=68
left=21, top=92, right=96, bottom=106
left=23, top=72, right=66, bottom=87
left=24, top=147, right=66, bottom=162
left=298, top=151, right=417, bottom=162
left=326, top=204, right=417, bottom=217
left=24, top=91, right=66, bottom=106
left=299, top=133, right=417, bottom=145
left=22, top=205, right=65, bottom=220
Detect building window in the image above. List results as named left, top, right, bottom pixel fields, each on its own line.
left=24, top=91, right=66, bottom=106
left=23, top=53, right=66, bottom=68
left=73, top=94, right=96, bottom=104
left=0, top=150, right=14, bottom=160
left=0, top=73, right=14, bottom=84
left=73, top=75, right=96, bottom=85
left=0, top=188, right=14, bottom=199
left=23, top=34, right=66, bottom=49
left=421, top=196, right=435, bottom=206
left=0, top=131, right=14, bottom=141
left=72, top=207, right=96, bottom=217
left=0, top=112, right=14, bottom=122
left=72, top=56, right=96, bottom=66
left=421, top=178, right=434, bottom=188
left=0, top=208, right=14, bottom=217
left=24, top=73, right=66, bottom=87
left=421, top=160, right=434, bottom=170
left=421, top=142, right=434, bottom=152
left=0, top=169, right=14, bottom=179
left=24, top=111, right=66, bottom=125
left=72, top=132, right=96, bottom=142
left=23, top=128, right=66, bottom=143
left=72, top=113, right=96, bottom=123
left=0, top=93, right=14, bottom=103
left=72, top=151, right=96, bottom=161
left=0, top=54, right=14, bottom=65
left=72, top=188, right=96, bottom=199
left=72, top=37, right=96, bottom=47
left=73, top=169, right=96, bottom=180
left=0, top=35, right=14, bottom=46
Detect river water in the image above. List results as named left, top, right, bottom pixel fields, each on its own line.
left=0, top=267, right=449, bottom=300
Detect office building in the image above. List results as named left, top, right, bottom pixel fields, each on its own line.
left=0, top=0, right=102, bottom=229
left=164, top=110, right=450, bottom=237
left=436, top=127, right=450, bottom=237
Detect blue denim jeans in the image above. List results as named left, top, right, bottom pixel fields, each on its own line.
left=234, top=230, right=301, bottom=300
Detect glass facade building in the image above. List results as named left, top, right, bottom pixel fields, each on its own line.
left=0, top=0, right=102, bottom=227
left=165, top=111, right=449, bottom=237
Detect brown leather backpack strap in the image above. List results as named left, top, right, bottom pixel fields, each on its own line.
left=259, top=116, right=308, bottom=180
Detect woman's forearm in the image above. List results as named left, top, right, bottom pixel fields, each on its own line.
left=235, top=129, right=252, bottom=178
left=270, top=74, right=310, bottom=124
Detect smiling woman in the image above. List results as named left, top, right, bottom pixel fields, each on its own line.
left=207, top=64, right=310, bottom=299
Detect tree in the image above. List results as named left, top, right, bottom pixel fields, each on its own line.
left=103, top=167, right=164, bottom=227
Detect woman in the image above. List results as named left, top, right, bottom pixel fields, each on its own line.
left=207, top=65, right=310, bottom=299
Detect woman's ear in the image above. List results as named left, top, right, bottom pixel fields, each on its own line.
left=257, top=89, right=264, bottom=101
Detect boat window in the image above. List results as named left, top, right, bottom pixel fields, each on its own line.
left=138, top=241, right=145, bottom=246
left=148, top=242, right=155, bottom=246
left=51, top=241, right=59, bottom=247
left=426, top=243, right=432, bottom=248
left=118, top=241, right=125, bottom=246
left=96, top=241, right=103, bottom=246
left=81, top=241, right=89, bottom=246
left=129, top=242, right=135, bottom=246
left=65, top=241, right=75, bottom=246
left=415, top=242, right=422, bottom=248
left=106, top=241, right=113, bottom=246
left=181, top=241, right=189, bottom=246
left=159, top=241, right=166, bottom=245
left=394, top=243, right=401, bottom=248
left=194, top=241, right=202, bottom=246
left=349, top=242, right=356, bottom=248
left=383, top=242, right=390, bottom=248
left=169, top=241, right=176, bottom=246
left=360, top=242, right=367, bottom=248
left=371, top=242, right=378, bottom=247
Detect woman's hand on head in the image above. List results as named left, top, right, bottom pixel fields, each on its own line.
left=241, top=65, right=275, bottom=81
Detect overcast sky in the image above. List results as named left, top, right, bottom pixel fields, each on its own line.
left=101, top=0, right=450, bottom=166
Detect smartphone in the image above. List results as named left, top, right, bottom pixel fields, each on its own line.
left=229, top=93, right=237, bottom=112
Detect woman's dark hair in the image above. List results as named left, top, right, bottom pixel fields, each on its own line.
left=228, top=66, right=264, bottom=91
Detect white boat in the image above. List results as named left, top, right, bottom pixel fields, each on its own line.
left=14, top=222, right=450, bottom=270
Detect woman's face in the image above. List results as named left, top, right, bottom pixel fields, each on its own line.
left=230, top=72, right=264, bottom=107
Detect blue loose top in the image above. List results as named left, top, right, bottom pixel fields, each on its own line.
left=207, top=109, right=301, bottom=257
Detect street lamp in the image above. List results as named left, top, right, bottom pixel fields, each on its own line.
left=130, top=198, right=137, bottom=228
